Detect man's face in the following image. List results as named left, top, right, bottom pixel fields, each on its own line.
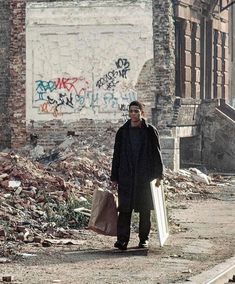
left=129, top=105, right=143, bottom=122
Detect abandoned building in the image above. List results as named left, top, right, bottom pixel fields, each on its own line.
left=0, top=0, right=235, bottom=172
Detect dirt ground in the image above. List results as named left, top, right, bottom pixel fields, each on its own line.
left=1, top=180, right=235, bottom=284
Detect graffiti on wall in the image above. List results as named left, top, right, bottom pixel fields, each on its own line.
left=35, top=77, right=89, bottom=101
left=33, top=58, right=136, bottom=119
left=96, top=58, right=130, bottom=90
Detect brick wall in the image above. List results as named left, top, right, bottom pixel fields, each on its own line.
left=1, top=0, right=233, bottom=173
left=27, top=119, right=120, bottom=150
left=8, top=0, right=27, bottom=148
left=0, top=1, right=11, bottom=150
left=152, top=0, right=175, bottom=132
left=136, top=59, right=156, bottom=123
left=231, top=5, right=235, bottom=107
left=0, top=0, right=154, bottom=150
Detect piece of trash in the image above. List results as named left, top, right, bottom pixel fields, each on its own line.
left=8, top=180, right=21, bottom=188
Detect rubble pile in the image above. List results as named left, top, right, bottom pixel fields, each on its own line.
left=0, top=151, right=91, bottom=248
left=163, top=168, right=228, bottom=199
left=47, top=138, right=113, bottom=196
left=0, top=130, right=231, bottom=254
left=0, top=131, right=117, bottom=249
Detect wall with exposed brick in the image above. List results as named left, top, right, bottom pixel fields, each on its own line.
left=151, top=0, right=179, bottom=170
left=8, top=0, right=27, bottom=149
left=135, top=58, right=156, bottom=121
left=151, top=0, right=232, bottom=171
left=152, top=0, right=175, bottom=133
left=0, top=0, right=155, bottom=149
left=26, top=118, right=119, bottom=150
left=23, top=0, right=155, bottom=146
left=1, top=0, right=234, bottom=173
left=0, top=0, right=27, bottom=150
left=0, top=1, right=11, bottom=150
left=231, top=5, right=235, bottom=107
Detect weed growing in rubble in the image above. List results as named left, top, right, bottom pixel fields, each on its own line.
left=46, top=194, right=91, bottom=229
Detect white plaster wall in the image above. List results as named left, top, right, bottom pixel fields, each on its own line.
left=26, top=1, right=153, bottom=123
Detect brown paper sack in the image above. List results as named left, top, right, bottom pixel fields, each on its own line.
left=88, top=188, right=118, bottom=236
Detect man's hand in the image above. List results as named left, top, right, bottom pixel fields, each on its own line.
left=155, top=178, right=162, bottom=187
left=111, top=181, right=118, bottom=192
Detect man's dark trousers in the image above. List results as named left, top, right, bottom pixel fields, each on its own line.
left=117, top=210, right=151, bottom=243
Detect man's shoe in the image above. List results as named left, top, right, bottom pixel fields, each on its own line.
left=114, top=241, right=128, bottom=251
left=138, top=240, right=149, bottom=249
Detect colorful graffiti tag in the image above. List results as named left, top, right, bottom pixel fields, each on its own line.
left=35, top=77, right=89, bottom=102
left=33, top=58, right=137, bottom=118
left=34, top=77, right=90, bottom=117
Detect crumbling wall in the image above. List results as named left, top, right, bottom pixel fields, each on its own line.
left=0, top=0, right=155, bottom=150
left=8, top=0, right=27, bottom=149
left=152, top=0, right=175, bottom=132
left=0, top=1, right=11, bottom=150
left=202, top=108, right=235, bottom=172
left=25, top=0, right=154, bottom=147
left=151, top=0, right=178, bottom=170
left=0, top=0, right=27, bottom=150
left=0, top=0, right=28, bottom=150
left=152, top=0, right=231, bottom=171
left=230, top=4, right=235, bottom=107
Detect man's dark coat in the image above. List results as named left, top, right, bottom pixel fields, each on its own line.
left=111, top=119, right=163, bottom=212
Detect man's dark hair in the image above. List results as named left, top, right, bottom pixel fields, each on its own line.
left=129, top=101, right=144, bottom=111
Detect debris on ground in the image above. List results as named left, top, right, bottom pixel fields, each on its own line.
left=0, top=132, right=233, bottom=256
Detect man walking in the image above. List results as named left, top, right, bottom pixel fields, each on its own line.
left=111, top=101, right=163, bottom=250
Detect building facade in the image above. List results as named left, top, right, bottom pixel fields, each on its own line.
left=152, top=0, right=235, bottom=171
left=0, top=0, right=234, bottom=171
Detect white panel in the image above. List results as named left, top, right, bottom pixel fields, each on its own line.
left=150, top=180, right=169, bottom=247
